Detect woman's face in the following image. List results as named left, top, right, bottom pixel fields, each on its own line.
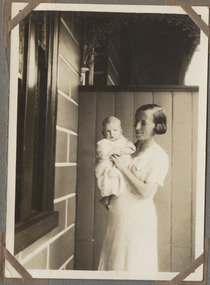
left=135, top=110, right=155, bottom=142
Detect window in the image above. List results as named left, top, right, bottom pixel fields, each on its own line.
left=15, top=12, right=60, bottom=254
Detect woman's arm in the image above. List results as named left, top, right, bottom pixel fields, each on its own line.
left=111, top=155, right=158, bottom=199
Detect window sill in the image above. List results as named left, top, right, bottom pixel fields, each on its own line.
left=15, top=211, right=59, bottom=254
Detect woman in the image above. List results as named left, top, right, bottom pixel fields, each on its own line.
left=98, top=104, right=169, bottom=273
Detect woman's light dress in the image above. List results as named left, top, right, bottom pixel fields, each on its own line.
left=98, top=142, right=169, bottom=273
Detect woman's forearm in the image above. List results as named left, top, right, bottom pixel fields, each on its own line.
left=111, top=155, right=158, bottom=199
left=120, top=166, right=157, bottom=199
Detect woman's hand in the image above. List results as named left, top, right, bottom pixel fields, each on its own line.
left=110, top=154, right=126, bottom=171
left=111, top=155, right=158, bottom=199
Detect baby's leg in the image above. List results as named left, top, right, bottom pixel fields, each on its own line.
left=107, top=165, right=120, bottom=178
left=99, top=196, right=111, bottom=210
left=96, top=159, right=113, bottom=176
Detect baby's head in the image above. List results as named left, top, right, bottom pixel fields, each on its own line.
left=102, top=116, right=122, bottom=142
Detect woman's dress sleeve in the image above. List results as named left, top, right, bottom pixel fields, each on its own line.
left=145, top=149, right=169, bottom=187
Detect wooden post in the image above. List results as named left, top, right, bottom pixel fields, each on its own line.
left=88, top=47, right=95, bottom=86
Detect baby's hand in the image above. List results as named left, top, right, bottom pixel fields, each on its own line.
left=107, top=148, right=123, bottom=157
left=110, top=154, right=126, bottom=171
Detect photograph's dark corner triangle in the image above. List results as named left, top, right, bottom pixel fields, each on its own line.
left=4, top=0, right=56, bottom=48
left=0, top=232, right=6, bottom=283
left=156, top=238, right=209, bottom=285
left=180, top=3, right=209, bottom=36
left=0, top=232, right=49, bottom=284
left=165, top=1, right=210, bottom=52
left=2, top=0, right=210, bottom=281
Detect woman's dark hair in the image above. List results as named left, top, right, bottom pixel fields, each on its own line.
left=135, top=104, right=167, bottom=135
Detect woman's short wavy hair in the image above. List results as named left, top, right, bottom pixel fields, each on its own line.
left=135, top=104, right=167, bottom=135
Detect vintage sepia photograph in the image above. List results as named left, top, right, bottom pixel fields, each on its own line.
left=5, top=2, right=209, bottom=281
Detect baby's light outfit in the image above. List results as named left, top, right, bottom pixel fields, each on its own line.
left=95, top=135, right=136, bottom=197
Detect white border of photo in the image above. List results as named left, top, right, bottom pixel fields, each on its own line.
left=6, top=2, right=209, bottom=281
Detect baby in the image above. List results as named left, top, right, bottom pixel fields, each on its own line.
left=95, top=116, right=136, bottom=209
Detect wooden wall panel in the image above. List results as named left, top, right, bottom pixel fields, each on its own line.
left=134, top=92, right=153, bottom=110
left=107, top=59, right=119, bottom=86
left=59, top=21, right=80, bottom=73
left=24, top=248, right=48, bottom=269
left=57, top=94, right=78, bottom=132
left=107, top=40, right=119, bottom=86
left=55, top=18, right=80, bottom=270
left=172, top=92, right=192, bottom=272
left=192, top=92, right=198, bottom=260
left=75, top=92, right=96, bottom=270
left=153, top=92, right=173, bottom=272
left=60, top=14, right=81, bottom=44
left=76, top=89, right=198, bottom=272
left=58, top=57, right=79, bottom=103
left=55, top=130, right=68, bottom=162
left=93, top=92, right=115, bottom=270
left=67, top=196, right=77, bottom=226
left=54, top=165, right=77, bottom=200
left=153, top=92, right=172, bottom=159
left=115, top=92, right=134, bottom=141
left=58, top=57, right=72, bottom=96
left=172, top=246, right=192, bottom=272
left=107, top=77, right=114, bottom=86
left=69, top=134, right=78, bottom=163
left=49, top=227, right=75, bottom=269
left=134, top=92, right=153, bottom=142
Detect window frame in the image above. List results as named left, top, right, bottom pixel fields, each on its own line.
left=15, top=12, right=60, bottom=254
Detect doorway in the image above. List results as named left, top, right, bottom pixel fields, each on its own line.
left=75, top=86, right=198, bottom=272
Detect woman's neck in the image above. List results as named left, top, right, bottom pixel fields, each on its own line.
left=136, top=137, right=155, bottom=153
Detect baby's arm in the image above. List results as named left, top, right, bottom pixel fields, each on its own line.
left=96, top=141, right=110, bottom=159
left=107, top=147, right=124, bottom=157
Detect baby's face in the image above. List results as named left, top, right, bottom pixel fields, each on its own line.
left=103, top=121, right=122, bottom=142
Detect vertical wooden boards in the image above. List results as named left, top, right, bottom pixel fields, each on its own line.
left=172, top=92, right=192, bottom=272
left=93, top=92, right=115, bottom=270
left=192, top=92, right=198, bottom=261
left=115, top=92, right=134, bottom=141
left=134, top=92, right=153, bottom=142
left=76, top=89, right=198, bottom=272
left=153, top=92, right=173, bottom=272
left=134, top=92, right=153, bottom=110
left=75, top=91, right=96, bottom=270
